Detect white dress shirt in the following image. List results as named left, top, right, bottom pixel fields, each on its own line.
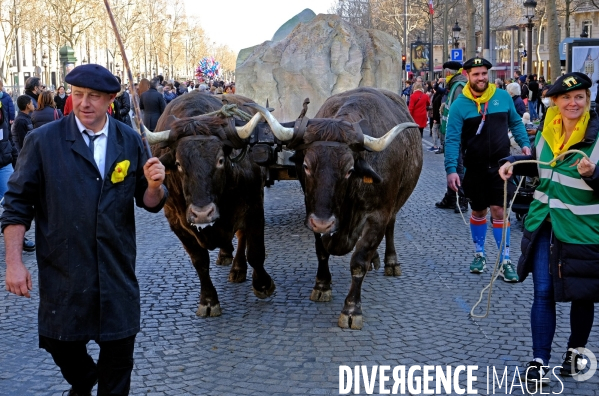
left=75, top=115, right=109, bottom=179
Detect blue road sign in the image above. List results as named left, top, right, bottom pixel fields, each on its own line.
left=451, top=49, right=463, bottom=62
left=406, top=63, right=411, bottom=72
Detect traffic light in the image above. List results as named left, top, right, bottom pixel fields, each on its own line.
left=402, top=54, right=406, bottom=70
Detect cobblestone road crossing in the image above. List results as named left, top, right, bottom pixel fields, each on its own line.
left=1, top=136, right=598, bottom=395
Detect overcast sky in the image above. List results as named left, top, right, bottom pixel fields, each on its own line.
left=183, top=0, right=335, bottom=53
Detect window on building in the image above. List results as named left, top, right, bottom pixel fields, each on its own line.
left=583, top=20, right=592, bottom=37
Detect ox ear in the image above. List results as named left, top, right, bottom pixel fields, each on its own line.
left=158, top=151, right=176, bottom=169
left=353, top=157, right=382, bottom=184
left=354, top=119, right=372, bottom=137
left=348, top=119, right=373, bottom=151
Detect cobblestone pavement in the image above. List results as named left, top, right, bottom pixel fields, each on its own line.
left=1, top=135, right=598, bottom=396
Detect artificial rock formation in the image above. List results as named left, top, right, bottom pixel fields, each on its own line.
left=236, top=14, right=403, bottom=121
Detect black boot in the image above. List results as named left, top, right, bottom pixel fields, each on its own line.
left=455, top=196, right=469, bottom=213
left=435, top=192, right=456, bottom=209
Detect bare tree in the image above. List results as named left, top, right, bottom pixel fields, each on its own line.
left=0, top=0, right=38, bottom=83
left=45, top=0, right=98, bottom=48
left=465, top=0, right=476, bottom=59
left=547, top=0, right=561, bottom=82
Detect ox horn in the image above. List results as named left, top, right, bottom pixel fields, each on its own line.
left=243, top=103, right=294, bottom=141
left=143, top=125, right=171, bottom=145
left=235, top=111, right=264, bottom=139
left=362, top=122, right=419, bottom=152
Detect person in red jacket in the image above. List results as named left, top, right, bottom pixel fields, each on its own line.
left=63, top=94, right=73, bottom=116
left=408, top=81, right=430, bottom=137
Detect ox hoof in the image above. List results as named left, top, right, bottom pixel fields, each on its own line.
left=338, top=313, right=363, bottom=330
left=253, top=279, right=276, bottom=299
left=384, top=264, right=402, bottom=276
left=216, top=253, right=233, bottom=266
left=310, top=288, right=332, bottom=302
left=228, top=269, right=247, bottom=283
left=196, top=303, right=222, bottom=317
left=369, top=255, right=381, bottom=271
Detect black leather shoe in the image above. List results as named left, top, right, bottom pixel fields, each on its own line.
left=23, top=237, right=36, bottom=252
left=435, top=196, right=455, bottom=209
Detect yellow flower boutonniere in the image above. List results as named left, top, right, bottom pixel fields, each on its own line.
left=111, top=160, right=130, bottom=184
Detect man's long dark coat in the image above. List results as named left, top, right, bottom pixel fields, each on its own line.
left=0, top=113, right=166, bottom=341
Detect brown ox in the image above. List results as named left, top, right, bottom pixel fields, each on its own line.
left=145, top=92, right=275, bottom=317
left=247, top=87, right=422, bottom=329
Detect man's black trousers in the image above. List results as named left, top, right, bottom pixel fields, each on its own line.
left=39, top=334, right=136, bottom=396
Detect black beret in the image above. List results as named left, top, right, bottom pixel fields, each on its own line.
left=65, top=64, right=121, bottom=93
left=443, top=61, right=462, bottom=70
left=463, top=57, right=493, bottom=70
left=545, top=72, right=592, bottom=97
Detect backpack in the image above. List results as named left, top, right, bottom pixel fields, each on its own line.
left=440, top=78, right=466, bottom=136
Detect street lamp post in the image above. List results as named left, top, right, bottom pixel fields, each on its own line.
left=42, top=51, right=48, bottom=87
left=523, top=0, right=537, bottom=76
left=452, top=20, right=461, bottom=49
left=518, top=41, right=525, bottom=75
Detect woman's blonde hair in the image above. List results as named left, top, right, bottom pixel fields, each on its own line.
left=36, top=91, right=56, bottom=111
left=412, top=82, right=423, bottom=91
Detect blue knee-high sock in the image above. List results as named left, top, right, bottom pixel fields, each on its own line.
left=492, top=218, right=510, bottom=262
left=470, top=215, right=487, bottom=255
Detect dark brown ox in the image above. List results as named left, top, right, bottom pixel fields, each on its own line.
left=247, top=87, right=422, bottom=329
left=147, top=92, right=275, bottom=317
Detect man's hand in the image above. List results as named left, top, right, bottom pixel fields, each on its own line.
left=5, top=260, right=32, bottom=298
left=522, top=146, right=532, bottom=156
left=143, top=157, right=165, bottom=190
left=447, top=173, right=461, bottom=192
left=578, top=157, right=596, bottom=177
left=4, top=225, right=30, bottom=297
left=499, top=161, right=513, bottom=181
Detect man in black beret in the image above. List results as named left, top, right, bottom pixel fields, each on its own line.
left=443, top=60, right=463, bottom=72
left=2, top=63, right=168, bottom=396
left=444, top=56, right=531, bottom=282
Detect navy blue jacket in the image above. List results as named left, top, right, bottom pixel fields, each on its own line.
left=31, top=106, right=63, bottom=129
left=11, top=111, right=33, bottom=153
left=512, top=96, right=527, bottom=117
left=0, top=114, right=168, bottom=340
left=0, top=91, right=17, bottom=167
left=0, top=90, right=15, bottom=122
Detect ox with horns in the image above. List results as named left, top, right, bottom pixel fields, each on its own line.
left=246, top=87, right=423, bottom=329
left=145, top=92, right=275, bottom=317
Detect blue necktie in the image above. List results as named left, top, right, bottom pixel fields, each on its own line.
left=87, top=133, right=99, bottom=154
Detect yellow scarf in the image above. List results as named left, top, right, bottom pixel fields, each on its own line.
left=462, top=82, right=496, bottom=114
left=541, top=106, right=589, bottom=165
left=445, top=68, right=463, bottom=86
left=462, top=81, right=497, bottom=114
